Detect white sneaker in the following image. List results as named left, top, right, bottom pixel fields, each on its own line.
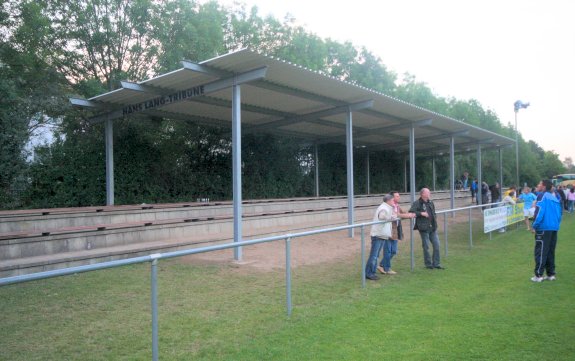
left=544, top=275, right=556, bottom=281
left=531, top=276, right=544, bottom=283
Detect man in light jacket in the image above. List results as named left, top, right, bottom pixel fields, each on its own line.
left=365, top=194, right=396, bottom=280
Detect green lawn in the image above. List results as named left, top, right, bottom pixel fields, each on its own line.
left=1, top=215, right=574, bottom=360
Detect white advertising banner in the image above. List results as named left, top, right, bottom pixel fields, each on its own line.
left=483, top=204, right=525, bottom=233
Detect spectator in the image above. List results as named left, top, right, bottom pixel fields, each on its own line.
left=481, top=181, right=490, bottom=207
left=503, top=185, right=517, bottom=200
left=462, top=171, right=469, bottom=190
left=471, top=179, right=477, bottom=204
left=409, top=188, right=444, bottom=270
left=518, top=186, right=537, bottom=231
left=365, top=194, right=396, bottom=281
left=498, top=190, right=516, bottom=233
left=568, top=187, right=575, bottom=214
left=530, top=179, right=562, bottom=282
left=556, top=185, right=567, bottom=212
left=490, top=182, right=501, bottom=205
left=377, top=191, right=416, bottom=275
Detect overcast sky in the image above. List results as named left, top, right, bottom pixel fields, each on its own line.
left=214, top=0, right=574, bottom=161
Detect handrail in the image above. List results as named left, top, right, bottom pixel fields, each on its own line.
left=0, top=200, right=509, bottom=287
left=436, top=201, right=506, bottom=214
left=1, top=200, right=505, bottom=361
left=0, top=220, right=383, bottom=286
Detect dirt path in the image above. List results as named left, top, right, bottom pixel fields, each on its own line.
left=181, top=207, right=480, bottom=272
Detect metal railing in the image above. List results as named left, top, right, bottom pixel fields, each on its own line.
left=436, top=201, right=506, bottom=257
left=0, top=200, right=506, bottom=361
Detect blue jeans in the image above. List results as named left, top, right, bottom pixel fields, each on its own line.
left=379, top=239, right=398, bottom=272
left=366, top=236, right=384, bottom=277
left=419, top=230, right=441, bottom=268
left=568, top=200, right=574, bottom=213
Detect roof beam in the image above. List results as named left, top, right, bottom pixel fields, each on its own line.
left=69, top=98, right=102, bottom=108
left=181, top=60, right=230, bottom=77
left=317, top=118, right=433, bottom=145
left=85, top=66, right=268, bottom=124
left=243, top=99, right=374, bottom=134
left=376, top=129, right=470, bottom=150
left=120, top=81, right=169, bottom=94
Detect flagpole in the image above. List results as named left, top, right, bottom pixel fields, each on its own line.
left=513, top=100, right=529, bottom=188
left=515, top=109, right=519, bottom=186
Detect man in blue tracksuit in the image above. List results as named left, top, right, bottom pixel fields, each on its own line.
left=530, top=179, right=562, bottom=282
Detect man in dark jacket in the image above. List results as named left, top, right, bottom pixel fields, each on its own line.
left=409, top=188, right=444, bottom=269
left=530, top=179, right=562, bottom=282
left=489, top=182, right=501, bottom=205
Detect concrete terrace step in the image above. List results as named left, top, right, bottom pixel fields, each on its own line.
left=0, top=214, right=362, bottom=277
left=0, top=195, right=385, bottom=233
left=0, top=193, right=472, bottom=278
left=0, top=206, right=371, bottom=262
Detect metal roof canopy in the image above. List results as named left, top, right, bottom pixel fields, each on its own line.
left=71, top=48, right=514, bottom=264
left=74, top=49, right=514, bottom=153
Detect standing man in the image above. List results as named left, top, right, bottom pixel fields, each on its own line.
left=365, top=194, right=396, bottom=281
left=377, top=191, right=416, bottom=275
left=409, top=188, right=444, bottom=270
left=531, top=179, right=562, bottom=282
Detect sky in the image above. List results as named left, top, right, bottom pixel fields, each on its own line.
left=213, top=0, right=574, bottom=161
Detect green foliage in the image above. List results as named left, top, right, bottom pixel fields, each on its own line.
left=0, top=0, right=566, bottom=209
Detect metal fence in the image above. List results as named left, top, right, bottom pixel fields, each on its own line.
left=0, top=201, right=505, bottom=361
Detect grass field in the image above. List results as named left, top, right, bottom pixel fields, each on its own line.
left=1, top=215, right=574, bottom=360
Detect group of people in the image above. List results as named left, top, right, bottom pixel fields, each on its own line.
left=365, top=188, right=443, bottom=281
left=365, top=179, right=567, bottom=284
left=555, top=184, right=575, bottom=213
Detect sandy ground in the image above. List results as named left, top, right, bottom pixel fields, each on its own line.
left=179, top=208, right=479, bottom=272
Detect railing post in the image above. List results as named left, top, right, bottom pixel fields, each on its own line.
left=469, top=207, right=473, bottom=249
left=361, top=225, right=366, bottom=288
left=444, top=212, right=448, bottom=257
left=285, top=237, right=292, bottom=316
left=151, top=258, right=159, bottom=361
left=410, top=219, right=414, bottom=271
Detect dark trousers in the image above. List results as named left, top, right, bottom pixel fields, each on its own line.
left=534, top=230, right=558, bottom=277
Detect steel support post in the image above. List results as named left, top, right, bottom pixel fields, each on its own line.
left=346, top=110, right=354, bottom=238
left=432, top=156, right=436, bottom=192
left=477, top=145, right=482, bottom=207
left=361, top=225, right=366, bottom=288
left=151, top=259, right=158, bottom=361
left=105, top=118, right=114, bottom=206
left=232, top=83, right=242, bottom=260
left=469, top=207, right=473, bottom=249
left=450, top=136, right=455, bottom=215
left=403, top=156, right=408, bottom=193
left=499, top=147, right=503, bottom=197
left=366, top=150, right=370, bottom=195
left=515, top=111, right=519, bottom=186
left=285, top=237, right=292, bottom=316
left=443, top=213, right=449, bottom=257
left=444, top=213, right=448, bottom=257
left=314, top=143, right=320, bottom=197
left=409, top=126, right=416, bottom=271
